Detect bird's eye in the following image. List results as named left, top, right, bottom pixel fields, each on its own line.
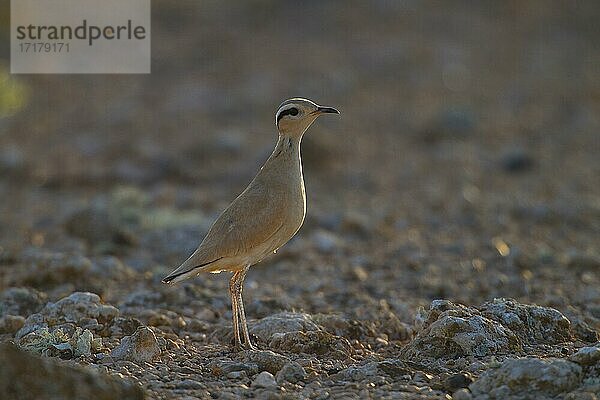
left=289, top=108, right=298, bottom=116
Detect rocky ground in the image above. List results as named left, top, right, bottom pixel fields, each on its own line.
left=0, top=1, right=599, bottom=399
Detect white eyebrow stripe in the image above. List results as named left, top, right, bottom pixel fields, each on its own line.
left=276, top=106, right=297, bottom=123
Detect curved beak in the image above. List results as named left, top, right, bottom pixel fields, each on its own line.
left=316, top=106, right=340, bottom=115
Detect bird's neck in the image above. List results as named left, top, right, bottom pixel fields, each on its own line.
left=270, top=134, right=302, bottom=161
left=258, top=134, right=303, bottom=186
left=253, top=135, right=304, bottom=203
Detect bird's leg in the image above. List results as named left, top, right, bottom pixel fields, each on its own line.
left=236, top=266, right=255, bottom=350
left=229, top=272, right=242, bottom=350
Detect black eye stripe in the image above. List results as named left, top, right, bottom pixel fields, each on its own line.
left=277, top=107, right=299, bottom=123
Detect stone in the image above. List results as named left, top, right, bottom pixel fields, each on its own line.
left=146, top=312, right=171, bottom=327
left=0, top=315, right=25, bottom=334
left=378, top=311, right=413, bottom=341
left=226, top=371, right=248, bottom=379
left=243, top=350, right=290, bottom=375
left=312, top=230, right=341, bottom=253
left=12, top=251, right=136, bottom=293
left=500, top=148, right=533, bottom=173
left=313, top=314, right=376, bottom=340
left=568, top=346, right=600, bottom=366
left=65, top=204, right=136, bottom=250
left=109, top=317, right=144, bottom=338
left=452, top=388, right=472, bottom=400
left=330, top=360, right=410, bottom=384
left=402, top=298, right=578, bottom=362
left=90, top=256, right=136, bottom=281
left=41, top=292, right=120, bottom=327
left=110, top=326, right=160, bottom=363
left=444, top=373, right=473, bottom=392
left=375, top=360, right=411, bottom=378
left=176, top=379, right=204, bottom=390
left=74, top=329, right=95, bottom=357
left=15, top=313, right=47, bottom=340
left=332, top=362, right=379, bottom=382
left=275, top=361, right=307, bottom=384
left=120, top=290, right=164, bottom=309
left=17, top=250, right=93, bottom=288
left=565, top=393, right=599, bottom=400
left=46, top=342, right=74, bottom=359
left=250, top=312, right=321, bottom=342
left=0, top=287, right=46, bottom=317
left=401, top=300, right=521, bottom=359
left=269, top=330, right=353, bottom=357
left=470, top=358, right=582, bottom=399
left=340, top=211, right=372, bottom=237
left=18, top=328, right=71, bottom=357
left=572, top=320, right=599, bottom=343
left=0, top=344, right=144, bottom=400
left=252, top=371, right=278, bottom=389
left=480, top=298, right=572, bottom=345
left=248, top=298, right=291, bottom=319
left=209, top=359, right=259, bottom=377
left=16, top=292, right=119, bottom=340
left=17, top=327, right=96, bottom=358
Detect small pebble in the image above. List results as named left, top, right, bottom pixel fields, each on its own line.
left=275, top=361, right=307, bottom=384
left=227, top=371, right=248, bottom=380
left=444, top=373, right=473, bottom=392
left=500, top=147, right=533, bottom=172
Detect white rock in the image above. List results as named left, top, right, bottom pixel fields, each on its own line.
left=569, top=346, right=600, bottom=366
left=251, top=371, right=277, bottom=389
left=470, top=358, right=582, bottom=398
left=110, top=326, right=160, bottom=363
left=250, top=312, right=320, bottom=342
left=43, top=292, right=119, bottom=324
left=226, top=371, right=247, bottom=379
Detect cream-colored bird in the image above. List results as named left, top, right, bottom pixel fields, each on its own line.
left=162, top=98, right=339, bottom=350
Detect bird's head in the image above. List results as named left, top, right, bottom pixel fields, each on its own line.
left=275, top=98, right=339, bottom=138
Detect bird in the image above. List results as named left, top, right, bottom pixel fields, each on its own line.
left=162, top=98, right=340, bottom=350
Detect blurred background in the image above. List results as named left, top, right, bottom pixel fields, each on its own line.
left=0, top=0, right=598, bottom=333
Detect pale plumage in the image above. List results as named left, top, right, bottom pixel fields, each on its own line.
left=162, top=98, right=339, bottom=350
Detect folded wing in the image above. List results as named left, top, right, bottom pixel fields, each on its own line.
left=162, top=182, right=287, bottom=283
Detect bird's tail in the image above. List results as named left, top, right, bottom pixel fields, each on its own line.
left=162, top=255, right=222, bottom=284
left=162, top=267, right=197, bottom=284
